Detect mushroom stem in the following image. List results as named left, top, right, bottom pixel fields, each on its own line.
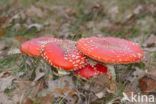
left=106, top=65, right=116, bottom=80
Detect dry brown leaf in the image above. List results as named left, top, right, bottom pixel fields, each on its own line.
left=0, top=28, right=5, bottom=37
left=39, top=94, right=54, bottom=104
left=0, top=71, right=15, bottom=92
left=0, top=93, right=13, bottom=104
left=25, top=5, right=45, bottom=18
left=0, top=16, right=8, bottom=27
left=12, top=80, right=33, bottom=103
left=34, top=69, right=45, bottom=82
left=15, top=35, right=27, bottom=43
left=54, top=87, right=77, bottom=96
left=92, top=74, right=117, bottom=93
left=144, top=34, right=156, bottom=48
left=23, top=97, right=33, bottom=104
left=0, top=41, right=7, bottom=51
left=31, top=80, right=45, bottom=97
left=139, top=75, right=156, bottom=94
left=65, top=8, right=77, bottom=16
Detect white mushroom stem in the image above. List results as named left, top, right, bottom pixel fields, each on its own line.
left=106, top=65, right=116, bottom=80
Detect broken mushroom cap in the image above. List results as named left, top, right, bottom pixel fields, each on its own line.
left=74, top=63, right=108, bottom=79
left=77, top=37, right=144, bottom=64
left=41, top=40, right=86, bottom=71
left=20, top=36, right=61, bottom=57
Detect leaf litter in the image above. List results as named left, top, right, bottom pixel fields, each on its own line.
left=0, top=0, right=156, bottom=104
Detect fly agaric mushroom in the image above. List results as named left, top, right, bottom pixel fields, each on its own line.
left=74, top=63, right=108, bottom=79
left=41, top=40, right=86, bottom=71
left=20, top=36, right=61, bottom=57
left=77, top=37, right=144, bottom=64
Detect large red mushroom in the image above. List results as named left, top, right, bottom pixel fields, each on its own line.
left=41, top=40, right=86, bottom=71
left=20, top=36, right=61, bottom=57
left=75, top=37, right=144, bottom=79
left=77, top=37, right=144, bottom=64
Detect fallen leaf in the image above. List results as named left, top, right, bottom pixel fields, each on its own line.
left=0, top=16, right=8, bottom=27
left=0, top=93, right=13, bottom=104
left=23, top=97, right=33, bottom=104
left=47, top=76, right=80, bottom=104
left=95, top=92, right=105, bottom=99
left=125, top=67, right=145, bottom=83
left=34, top=71, right=45, bottom=82
left=0, top=71, right=15, bottom=92
left=12, top=80, right=33, bottom=103
left=39, top=94, right=54, bottom=104
left=86, top=74, right=117, bottom=99
left=65, top=7, right=76, bottom=16
left=15, top=35, right=27, bottom=43
left=0, top=28, right=5, bottom=37
left=143, top=34, right=156, bottom=48
left=26, top=5, right=45, bottom=18
left=0, top=41, right=7, bottom=51
left=139, top=75, right=156, bottom=94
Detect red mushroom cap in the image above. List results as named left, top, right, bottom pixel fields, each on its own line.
left=20, top=36, right=61, bottom=57
left=74, top=63, right=107, bottom=79
left=77, top=37, right=144, bottom=64
left=41, top=40, right=86, bottom=71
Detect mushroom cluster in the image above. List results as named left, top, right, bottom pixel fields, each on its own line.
left=20, top=36, right=144, bottom=79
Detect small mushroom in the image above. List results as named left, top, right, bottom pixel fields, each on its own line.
left=41, top=40, right=86, bottom=71
left=20, top=36, right=61, bottom=57
left=77, top=37, right=144, bottom=64
left=74, top=63, right=108, bottom=79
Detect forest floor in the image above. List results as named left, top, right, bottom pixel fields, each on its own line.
left=0, top=0, right=156, bottom=104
